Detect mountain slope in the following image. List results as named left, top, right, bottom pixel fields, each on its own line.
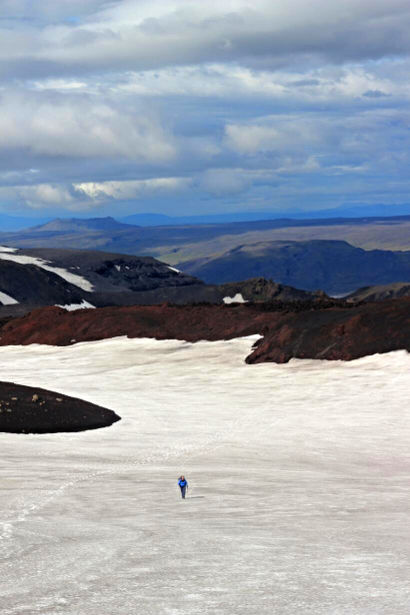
left=178, top=240, right=410, bottom=294
left=0, top=246, right=201, bottom=309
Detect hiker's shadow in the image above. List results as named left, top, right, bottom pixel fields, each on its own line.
left=188, top=496, right=205, bottom=499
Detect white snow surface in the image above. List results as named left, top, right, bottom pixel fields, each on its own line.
left=0, top=336, right=409, bottom=614
left=0, top=246, right=17, bottom=253
left=0, top=252, right=93, bottom=292
left=55, top=300, right=95, bottom=311
left=167, top=265, right=180, bottom=273
left=223, top=292, right=247, bottom=304
left=0, top=290, right=19, bottom=305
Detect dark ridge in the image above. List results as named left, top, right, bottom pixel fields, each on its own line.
left=0, top=300, right=408, bottom=363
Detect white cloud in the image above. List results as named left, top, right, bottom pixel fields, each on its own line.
left=0, top=91, right=176, bottom=162
left=0, top=177, right=192, bottom=211
left=74, top=177, right=191, bottom=200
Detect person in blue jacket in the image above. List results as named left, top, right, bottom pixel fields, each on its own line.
left=178, top=475, right=188, bottom=499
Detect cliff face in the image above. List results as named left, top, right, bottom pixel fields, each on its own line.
left=1, top=299, right=409, bottom=363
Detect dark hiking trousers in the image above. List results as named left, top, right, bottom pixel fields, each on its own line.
left=180, top=485, right=187, bottom=499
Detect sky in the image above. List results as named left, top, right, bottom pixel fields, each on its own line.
left=1, top=0, right=410, bottom=219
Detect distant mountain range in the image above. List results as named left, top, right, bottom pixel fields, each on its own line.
left=2, top=202, right=410, bottom=231
left=119, top=203, right=410, bottom=225
left=1, top=213, right=410, bottom=296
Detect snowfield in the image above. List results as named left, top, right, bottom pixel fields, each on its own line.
left=0, top=336, right=409, bottom=614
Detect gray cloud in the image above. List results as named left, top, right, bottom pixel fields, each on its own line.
left=1, top=1, right=410, bottom=81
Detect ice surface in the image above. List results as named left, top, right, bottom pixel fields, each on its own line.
left=0, top=337, right=409, bottom=614
left=223, top=293, right=247, bottom=303
left=0, top=253, right=93, bottom=292
left=55, top=300, right=95, bottom=311
left=0, top=290, right=19, bottom=305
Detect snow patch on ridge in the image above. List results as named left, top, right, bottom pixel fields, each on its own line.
left=0, top=290, right=18, bottom=305
left=223, top=293, right=247, bottom=304
left=55, top=300, right=95, bottom=311
left=168, top=265, right=180, bottom=273
left=0, top=252, right=94, bottom=292
left=0, top=246, right=17, bottom=253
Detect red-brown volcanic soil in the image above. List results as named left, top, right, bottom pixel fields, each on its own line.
left=0, top=381, right=120, bottom=434
left=0, top=299, right=409, bottom=363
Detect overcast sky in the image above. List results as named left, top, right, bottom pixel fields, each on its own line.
left=1, top=0, right=410, bottom=218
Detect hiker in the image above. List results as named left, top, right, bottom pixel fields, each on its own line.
left=178, top=475, right=188, bottom=499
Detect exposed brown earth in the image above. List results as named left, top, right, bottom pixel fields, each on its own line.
left=0, top=299, right=409, bottom=363
left=0, top=381, right=121, bottom=434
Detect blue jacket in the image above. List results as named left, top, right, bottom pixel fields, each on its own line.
left=178, top=479, right=187, bottom=488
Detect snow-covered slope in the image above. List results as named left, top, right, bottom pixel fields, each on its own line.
left=0, top=246, right=202, bottom=309
left=0, top=251, right=93, bottom=291
left=0, top=337, right=409, bottom=614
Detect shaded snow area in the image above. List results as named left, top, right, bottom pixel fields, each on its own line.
left=0, top=253, right=93, bottom=292
left=0, top=291, right=18, bottom=305
left=0, top=337, right=409, bottom=614
left=55, top=300, right=95, bottom=311
left=0, top=246, right=17, bottom=253
left=223, top=293, right=247, bottom=304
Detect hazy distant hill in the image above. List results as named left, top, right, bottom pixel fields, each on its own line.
left=179, top=240, right=410, bottom=295
left=2, top=215, right=410, bottom=258
left=347, top=282, right=410, bottom=302
left=29, top=217, right=135, bottom=233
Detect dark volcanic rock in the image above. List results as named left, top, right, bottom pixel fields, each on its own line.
left=245, top=298, right=410, bottom=363
left=0, top=381, right=120, bottom=434
left=0, top=299, right=409, bottom=363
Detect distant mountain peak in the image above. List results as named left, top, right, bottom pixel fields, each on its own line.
left=30, top=216, right=138, bottom=233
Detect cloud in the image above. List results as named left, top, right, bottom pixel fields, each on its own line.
left=74, top=176, right=191, bottom=201
left=1, top=0, right=410, bottom=81
left=199, top=168, right=251, bottom=196
left=0, top=91, right=176, bottom=162
left=0, top=176, right=192, bottom=211
left=1, top=1, right=410, bottom=217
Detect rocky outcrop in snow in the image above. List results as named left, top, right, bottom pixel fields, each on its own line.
left=0, top=381, right=120, bottom=434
